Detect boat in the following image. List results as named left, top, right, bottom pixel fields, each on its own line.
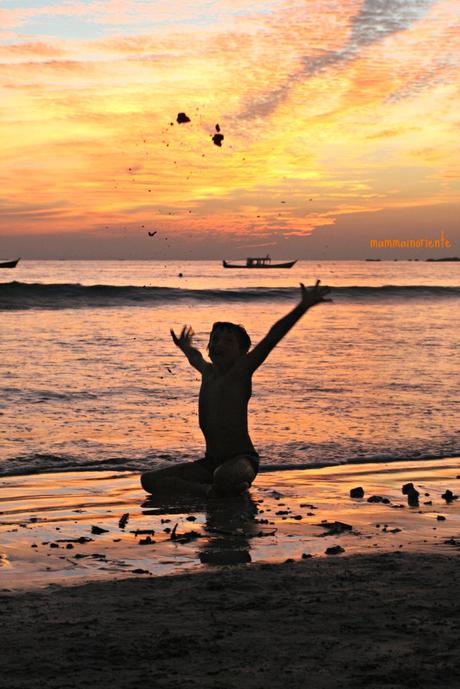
left=0, top=258, right=20, bottom=268
left=222, top=255, right=297, bottom=269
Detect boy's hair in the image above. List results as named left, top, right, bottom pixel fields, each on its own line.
left=208, top=322, right=251, bottom=353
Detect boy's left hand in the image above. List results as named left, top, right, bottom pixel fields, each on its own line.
left=300, top=280, right=332, bottom=308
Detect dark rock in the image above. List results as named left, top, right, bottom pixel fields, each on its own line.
left=301, top=552, right=312, bottom=559
left=402, top=483, right=415, bottom=495
left=91, top=525, right=109, bottom=535
left=407, top=489, right=420, bottom=507
left=66, top=544, right=74, bottom=550
left=132, top=568, right=150, bottom=574
left=49, top=543, right=59, bottom=548
left=367, top=495, right=384, bottom=503
left=437, top=515, right=446, bottom=521
left=325, top=545, right=345, bottom=555
left=350, top=487, right=364, bottom=498
left=442, top=490, right=457, bottom=503
left=139, top=536, right=153, bottom=545
left=186, top=516, right=197, bottom=521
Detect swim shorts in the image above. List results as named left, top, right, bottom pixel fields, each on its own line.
left=198, top=452, right=260, bottom=474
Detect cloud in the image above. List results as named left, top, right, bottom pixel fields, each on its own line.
left=239, top=0, right=435, bottom=119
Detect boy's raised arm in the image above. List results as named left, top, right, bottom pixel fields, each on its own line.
left=170, top=325, right=208, bottom=373
left=246, top=280, right=331, bottom=372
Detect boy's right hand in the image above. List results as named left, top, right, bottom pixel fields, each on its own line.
left=170, top=325, right=194, bottom=350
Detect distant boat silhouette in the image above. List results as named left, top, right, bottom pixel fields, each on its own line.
left=223, top=256, right=297, bottom=269
left=0, top=258, right=20, bottom=268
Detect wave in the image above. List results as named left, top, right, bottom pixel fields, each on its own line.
left=1, top=449, right=458, bottom=479
left=1, top=282, right=459, bottom=310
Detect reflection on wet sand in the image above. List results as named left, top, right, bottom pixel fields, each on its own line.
left=141, top=492, right=259, bottom=565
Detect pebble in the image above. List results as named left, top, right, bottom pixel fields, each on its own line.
left=91, top=526, right=109, bottom=535
left=318, top=521, right=352, bottom=535
left=442, top=490, right=457, bottom=503
left=350, top=487, right=364, bottom=498
left=118, top=513, right=129, bottom=529
left=325, top=546, right=345, bottom=555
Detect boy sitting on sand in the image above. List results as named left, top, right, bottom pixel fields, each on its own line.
left=141, top=280, right=331, bottom=498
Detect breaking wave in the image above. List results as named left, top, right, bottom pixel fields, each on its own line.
left=1, top=282, right=459, bottom=310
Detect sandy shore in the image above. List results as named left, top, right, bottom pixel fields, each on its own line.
left=2, top=552, right=460, bottom=688
left=1, top=458, right=460, bottom=589
left=2, top=458, right=460, bottom=688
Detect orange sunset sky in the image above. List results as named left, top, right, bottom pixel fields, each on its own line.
left=1, top=0, right=459, bottom=259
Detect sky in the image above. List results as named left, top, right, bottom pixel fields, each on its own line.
left=1, top=0, right=459, bottom=259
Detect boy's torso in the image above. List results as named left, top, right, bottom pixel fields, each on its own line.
left=198, top=360, right=256, bottom=460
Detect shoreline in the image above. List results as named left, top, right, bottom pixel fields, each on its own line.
left=1, top=457, right=459, bottom=592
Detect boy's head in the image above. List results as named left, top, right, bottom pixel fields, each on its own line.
left=207, top=322, right=251, bottom=363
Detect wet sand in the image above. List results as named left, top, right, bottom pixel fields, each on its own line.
left=2, top=459, right=460, bottom=687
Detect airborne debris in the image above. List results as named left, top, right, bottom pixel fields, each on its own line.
left=212, top=133, right=224, bottom=147
left=177, top=112, right=191, bottom=124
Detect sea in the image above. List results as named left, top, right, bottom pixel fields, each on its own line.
left=1, top=260, right=459, bottom=478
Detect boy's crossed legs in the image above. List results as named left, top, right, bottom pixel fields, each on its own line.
left=140, top=454, right=257, bottom=498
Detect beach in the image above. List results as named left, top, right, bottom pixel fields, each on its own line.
left=3, top=552, right=460, bottom=689
left=1, top=260, right=459, bottom=686
left=2, top=458, right=460, bottom=687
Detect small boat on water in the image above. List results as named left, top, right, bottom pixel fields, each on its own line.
left=0, top=258, right=20, bottom=268
left=223, top=255, right=297, bottom=269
